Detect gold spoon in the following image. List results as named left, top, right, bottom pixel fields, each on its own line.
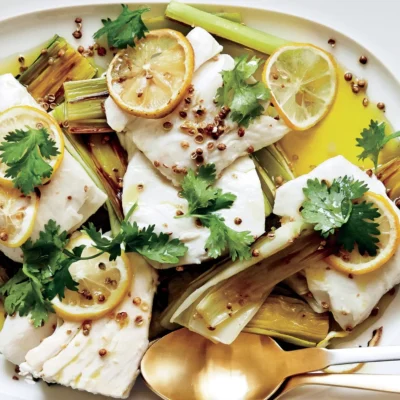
left=141, top=328, right=400, bottom=400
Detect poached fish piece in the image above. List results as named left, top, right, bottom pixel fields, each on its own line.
left=105, top=29, right=290, bottom=187
left=19, top=254, right=157, bottom=399
left=122, top=147, right=265, bottom=268
left=274, top=156, right=400, bottom=330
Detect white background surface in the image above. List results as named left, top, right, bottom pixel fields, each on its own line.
left=1, top=0, right=400, bottom=81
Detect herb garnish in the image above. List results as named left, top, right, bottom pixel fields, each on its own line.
left=356, top=120, right=400, bottom=171
left=178, top=163, right=254, bottom=261
left=216, top=55, right=270, bottom=127
left=301, top=176, right=381, bottom=255
left=0, top=221, right=81, bottom=327
left=0, top=126, right=59, bottom=194
left=84, top=204, right=188, bottom=264
left=93, top=4, right=149, bottom=49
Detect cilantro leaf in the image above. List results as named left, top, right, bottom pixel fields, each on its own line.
left=216, top=55, right=270, bottom=127
left=178, top=163, right=254, bottom=260
left=83, top=209, right=188, bottom=264
left=356, top=120, right=400, bottom=170
left=301, top=178, right=352, bottom=237
left=330, top=175, right=369, bottom=200
left=0, top=221, right=79, bottom=327
left=203, top=214, right=253, bottom=261
left=301, top=176, right=382, bottom=256
left=0, top=126, right=59, bottom=194
left=180, top=164, right=236, bottom=215
left=337, top=201, right=381, bottom=255
left=93, top=5, right=149, bottom=49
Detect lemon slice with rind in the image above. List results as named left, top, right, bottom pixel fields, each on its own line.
left=52, top=233, right=132, bottom=321
left=0, top=185, right=39, bottom=248
left=107, top=29, right=194, bottom=118
left=263, top=43, right=337, bottom=131
left=0, top=105, right=64, bottom=188
left=326, top=192, right=400, bottom=275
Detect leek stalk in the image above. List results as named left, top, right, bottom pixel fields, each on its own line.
left=19, top=35, right=97, bottom=104
left=244, top=295, right=329, bottom=347
left=63, top=131, right=127, bottom=223
left=195, top=232, right=331, bottom=327
left=165, top=1, right=289, bottom=55
left=377, top=157, right=400, bottom=201
left=145, top=11, right=242, bottom=31
left=64, top=77, right=112, bottom=134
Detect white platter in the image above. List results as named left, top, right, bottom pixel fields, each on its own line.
left=1, top=2, right=400, bottom=399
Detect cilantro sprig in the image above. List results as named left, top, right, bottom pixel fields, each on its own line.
left=0, top=126, right=59, bottom=194
left=177, top=164, right=254, bottom=261
left=84, top=204, right=188, bottom=264
left=93, top=4, right=149, bottom=49
left=216, top=55, right=270, bottom=127
left=301, top=176, right=381, bottom=256
left=0, top=221, right=80, bottom=327
left=356, top=120, right=400, bottom=171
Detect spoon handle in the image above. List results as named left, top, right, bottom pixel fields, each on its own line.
left=327, top=346, right=400, bottom=366
left=278, top=373, right=400, bottom=399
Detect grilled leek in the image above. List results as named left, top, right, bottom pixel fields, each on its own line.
left=244, top=295, right=329, bottom=347
left=19, top=35, right=97, bottom=104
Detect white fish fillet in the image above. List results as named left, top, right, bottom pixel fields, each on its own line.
left=0, top=73, right=40, bottom=111
left=0, top=313, right=57, bottom=365
left=104, top=27, right=223, bottom=133
left=0, top=151, right=107, bottom=262
left=105, top=30, right=290, bottom=187
left=274, top=155, right=400, bottom=330
left=20, top=254, right=157, bottom=399
left=122, top=147, right=265, bottom=268
left=0, top=74, right=107, bottom=262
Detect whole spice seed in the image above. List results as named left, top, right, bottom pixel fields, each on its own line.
left=377, top=102, right=385, bottom=110
left=234, top=217, right=242, bottom=225
left=252, top=249, right=260, bottom=257
left=352, top=84, right=360, bottom=94
left=357, top=79, right=367, bottom=88
left=75, top=17, right=82, bottom=23
left=58, top=49, right=65, bottom=58
left=179, top=111, right=187, bottom=119
left=132, top=297, right=142, bottom=306
left=97, top=294, right=106, bottom=303
left=344, top=72, right=353, bottom=81
left=247, top=145, right=255, bottom=154
left=134, top=315, right=144, bottom=326
left=194, top=134, right=204, bottom=144
left=207, top=142, right=215, bottom=151
left=275, top=175, right=283, bottom=185
left=77, top=45, right=85, bottom=54
left=362, top=97, right=369, bottom=107
left=41, top=48, right=48, bottom=55
left=217, top=143, right=226, bottom=151
left=97, top=47, right=107, bottom=56
left=176, top=210, right=184, bottom=216
left=237, top=127, right=245, bottom=137
left=180, top=141, right=189, bottom=149
left=0, top=232, right=9, bottom=242
left=99, top=348, right=107, bottom=357
left=359, top=55, right=368, bottom=64
left=116, top=312, right=128, bottom=321
left=154, top=160, right=160, bottom=167
left=73, top=30, right=82, bottom=39
left=328, top=38, right=336, bottom=47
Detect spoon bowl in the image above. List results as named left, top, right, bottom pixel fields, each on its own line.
left=142, top=329, right=309, bottom=400
left=141, top=328, right=400, bottom=400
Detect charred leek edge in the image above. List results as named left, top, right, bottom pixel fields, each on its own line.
left=377, top=157, right=400, bottom=201
left=244, top=294, right=329, bottom=347
left=165, top=1, right=288, bottom=55
left=64, top=77, right=112, bottom=134
left=19, top=35, right=97, bottom=103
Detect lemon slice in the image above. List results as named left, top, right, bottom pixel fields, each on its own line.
left=263, top=43, right=337, bottom=131
left=52, top=233, right=132, bottom=321
left=0, top=185, right=39, bottom=248
left=0, top=105, right=64, bottom=188
left=107, top=29, right=194, bottom=118
left=326, top=192, right=400, bottom=275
